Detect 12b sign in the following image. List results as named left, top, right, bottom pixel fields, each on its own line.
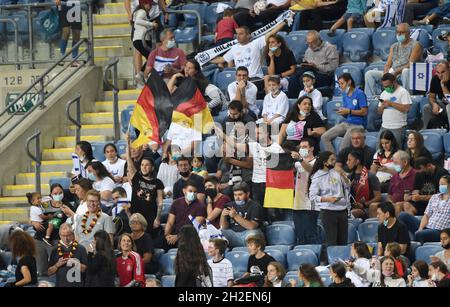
left=6, top=92, right=38, bottom=115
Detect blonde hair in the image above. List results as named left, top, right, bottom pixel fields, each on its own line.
left=129, top=213, right=148, bottom=231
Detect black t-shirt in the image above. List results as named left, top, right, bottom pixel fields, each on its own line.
left=338, top=145, right=375, bottom=170
left=15, top=255, right=38, bottom=286
left=226, top=199, right=264, bottom=232
left=123, top=150, right=161, bottom=177
left=287, top=112, right=325, bottom=154
left=409, top=148, right=432, bottom=167
left=173, top=173, right=205, bottom=200
left=247, top=253, right=275, bottom=275
left=377, top=219, right=410, bottom=253
left=429, top=75, right=450, bottom=100
left=412, top=166, right=449, bottom=214
left=131, top=173, right=164, bottom=226
left=265, top=49, right=296, bottom=76
left=134, top=232, right=154, bottom=257
left=48, top=243, right=88, bottom=287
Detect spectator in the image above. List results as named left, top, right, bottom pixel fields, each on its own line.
left=278, top=96, right=326, bottom=154
left=85, top=230, right=116, bottom=287
left=408, top=260, right=433, bottom=287
left=74, top=190, right=115, bottom=249
left=54, top=0, right=81, bottom=67
left=71, top=178, right=93, bottom=217
left=348, top=255, right=407, bottom=287
left=264, top=261, right=287, bottom=287
left=28, top=192, right=55, bottom=246
left=336, top=127, right=375, bottom=171
left=215, top=8, right=238, bottom=46
left=204, top=176, right=231, bottom=229
left=290, top=0, right=339, bottom=31
left=220, top=182, right=264, bottom=248
left=309, top=151, right=351, bottom=246
left=430, top=228, right=450, bottom=270
left=376, top=202, right=410, bottom=256
left=321, top=74, right=368, bottom=154
left=175, top=225, right=213, bottom=287
left=328, top=262, right=355, bottom=287
left=429, top=260, right=450, bottom=286
left=72, top=141, right=94, bottom=178
left=398, top=175, right=450, bottom=243
left=221, top=100, right=255, bottom=132
left=129, top=213, right=158, bottom=274
left=289, top=263, right=324, bottom=287
left=396, top=156, right=448, bottom=216
left=47, top=223, right=88, bottom=287
left=298, top=71, right=325, bottom=120
left=227, top=66, right=259, bottom=119
left=192, top=157, right=208, bottom=178
left=102, top=143, right=126, bottom=185
left=4, top=231, right=37, bottom=287
left=239, top=235, right=275, bottom=286
left=291, top=138, right=319, bottom=244
left=346, top=241, right=372, bottom=287
left=297, top=0, right=347, bottom=30
left=123, top=143, right=160, bottom=183
left=86, top=161, right=116, bottom=211
left=422, top=61, right=450, bottom=130
left=262, top=75, right=290, bottom=127
left=233, top=0, right=258, bottom=29
left=144, top=29, right=187, bottom=79
left=288, top=30, right=339, bottom=98
left=404, top=0, right=438, bottom=25
left=385, top=242, right=408, bottom=278
left=207, top=238, right=234, bottom=287
left=156, top=147, right=179, bottom=198
left=347, top=150, right=382, bottom=219
left=172, top=156, right=206, bottom=202
left=263, top=34, right=297, bottom=91
left=413, top=1, right=450, bottom=25
left=162, top=181, right=207, bottom=249
left=234, top=0, right=291, bottom=30
left=111, top=187, right=132, bottom=236
left=116, top=233, right=145, bottom=287
left=328, top=0, right=367, bottom=34
left=145, top=278, right=162, bottom=287
left=370, top=130, right=399, bottom=193
left=406, top=131, right=433, bottom=168
left=377, top=73, right=412, bottom=148
left=365, top=24, right=422, bottom=97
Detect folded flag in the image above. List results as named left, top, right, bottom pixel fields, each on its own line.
left=264, top=152, right=295, bottom=209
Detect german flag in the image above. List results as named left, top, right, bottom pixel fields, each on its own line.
left=171, top=77, right=214, bottom=134
left=264, top=153, right=295, bottom=209
left=129, top=69, right=173, bottom=148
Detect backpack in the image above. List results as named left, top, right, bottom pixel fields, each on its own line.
left=39, top=8, right=61, bottom=42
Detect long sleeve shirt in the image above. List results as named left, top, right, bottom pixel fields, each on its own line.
left=303, top=41, right=339, bottom=75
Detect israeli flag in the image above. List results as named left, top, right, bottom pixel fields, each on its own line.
left=409, top=62, right=433, bottom=92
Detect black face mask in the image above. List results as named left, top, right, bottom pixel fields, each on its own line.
left=443, top=243, right=450, bottom=250
left=180, top=171, right=190, bottom=178
left=205, top=188, right=218, bottom=199
left=326, top=164, right=335, bottom=170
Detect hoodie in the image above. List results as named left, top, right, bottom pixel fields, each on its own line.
left=309, top=169, right=349, bottom=211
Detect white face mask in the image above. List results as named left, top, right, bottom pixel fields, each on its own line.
left=299, top=148, right=309, bottom=158
left=52, top=193, right=64, bottom=202
left=166, top=39, right=176, bottom=49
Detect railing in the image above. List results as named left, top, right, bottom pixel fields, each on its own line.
left=65, top=94, right=82, bottom=144
left=25, top=130, right=41, bottom=194
left=104, top=57, right=120, bottom=142
left=0, top=18, right=19, bottom=69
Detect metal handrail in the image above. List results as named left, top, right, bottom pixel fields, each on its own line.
left=65, top=94, right=82, bottom=144
left=104, top=57, right=120, bottom=142
left=25, top=130, right=41, bottom=194
left=0, top=18, right=19, bottom=69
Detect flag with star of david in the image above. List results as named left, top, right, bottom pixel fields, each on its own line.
left=409, top=62, right=433, bottom=92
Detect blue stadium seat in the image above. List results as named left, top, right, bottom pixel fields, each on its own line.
left=265, top=224, right=296, bottom=246
left=348, top=218, right=363, bottom=229
left=293, top=244, right=322, bottom=259
left=182, top=3, right=207, bottom=27
left=204, top=3, right=219, bottom=30
left=271, top=220, right=295, bottom=228
left=287, top=249, right=319, bottom=271
left=347, top=223, right=358, bottom=244
left=174, top=27, right=199, bottom=44
left=0, top=251, right=12, bottom=267
left=341, top=62, right=368, bottom=72
left=372, top=29, right=396, bottom=61
left=283, top=271, right=299, bottom=285
left=411, top=25, right=433, bottom=34
left=265, top=249, right=287, bottom=268
left=265, top=244, right=291, bottom=256
left=277, top=31, right=288, bottom=39
left=115, top=140, right=127, bottom=157
left=159, top=253, right=176, bottom=275
left=215, top=70, right=235, bottom=95
left=423, top=242, right=442, bottom=246
left=411, top=28, right=431, bottom=49
left=415, top=245, right=444, bottom=264
left=230, top=246, right=248, bottom=252
left=120, top=106, right=134, bottom=134
left=284, top=32, right=307, bottom=62
left=161, top=275, right=176, bottom=287
left=6, top=12, right=29, bottom=44
left=357, top=221, right=379, bottom=243
left=153, top=248, right=165, bottom=263
left=332, top=137, right=343, bottom=153
left=432, top=27, right=450, bottom=54
left=365, top=134, right=378, bottom=152
left=444, top=133, right=450, bottom=158
left=408, top=241, right=421, bottom=262
left=91, top=141, right=107, bottom=162
left=406, top=99, right=420, bottom=128
left=419, top=128, right=448, bottom=136
left=325, top=100, right=346, bottom=126
left=49, top=177, right=71, bottom=190
left=327, top=245, right=351, bottom=264
left=161, top=201, right=171, bottom=223
left=364, top=62, right=387, bottom=77
left=335, top=65, right=364, bottom=88
left=320, top=271, right=333, bottom=286
left=348, top=27, right=375, bottom=38
left=342, top=32, right=371, bottom=62
left=319, top=29, right=345, bottom=54
left=421, top=130, right=444, bottom=160
left=225, top=250, right=250, bottom=277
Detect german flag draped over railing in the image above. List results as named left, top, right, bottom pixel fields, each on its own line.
left=129, top=69, right=173, bottom=148
left=264, top=152, right=295, bottom=209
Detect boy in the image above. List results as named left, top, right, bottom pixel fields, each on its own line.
left=215, top=8, right=238, bottom=46
left=262, top=75, right=289, bottom=127
left=207, top=238, right=234, bottom=287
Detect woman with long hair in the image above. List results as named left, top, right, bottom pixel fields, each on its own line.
left=5, top=231, right=38, bottom=287
left=370, top=130, right=399, bottom=192
left=346, top=241, right=372, bottom=287
left=289, top=263, right=324, bottom=287
left=349, top=255, right=406, bottom=287
left=406, top=131, right=432, bottom=167
left=174, top=225, right=213, bottom=287
left=86, top=161, right=116, bottom=211
left=116, top=233, right=145, bottom=287
left=264, top=261, right=287, bottom=287
left=329, top=261, right=355, bottom=287
left=102, top=143, right=126, bottom=184
left=85, top=230, right=116, bottom=287
left=73, top=141, right=94, bottom=179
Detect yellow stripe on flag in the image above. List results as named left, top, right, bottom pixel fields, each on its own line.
left=130, top=104, right=153, bottom=148
left=264, top=187, right=294, bottom=209
left=172, top=109, right=214, bottom=134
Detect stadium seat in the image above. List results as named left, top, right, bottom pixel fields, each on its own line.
left=340, top=62, right=368, bottom=72
left=327, top=245, right=351, bottom=264
left=411, top=24, right=433, bottom=35
left=161, top=201, right=171, bottom=224
left=408, top=241, right=421, bottom=262
left=348, top=27, right=375, bottom=38
left=419, top=128, right=448, bottom=136
left=6, top=12, right=29, bottom=43
left=432, top=27, right=450, bottom=54
left=319, top=271, right=333, bottom=286
left=284, top=32, right=308, bottom=62
left=159, top=253, right=176, bottom=275
left=167, top=248, right=178, bottom=254
left=411, top=28, right=431, bottom=49
left=265, top=249, right=287, bottom=268
left=421, top=130, right=444, bottom=160
left=423, top=242, right=442, bottom=246
left=325, top=100, right=346, bottom=126
left=319, top=29, right=345, bottom=54
left=366, top=242, right=378, bottom=256
left=444, top=133, right=450, bottom=158
left=407, top=99, right=420, bottom=128
left=204, top=3, right=219, bottom=31
left=271, top=220, right=295, bottom=228
left=372, top=29, right=397, bottom=61
left=342, top=32, right=371, bottom=62
left=161, top=275, right=176, bottom=287
left=348, top=218, right=363, bottom=229
left=277, top=31, right=288, bottom=39
left=230, top=246, right=248, bottom=252
left=120, top=106, right=134, bottom=134
left=335, top=65, right=363, bottom=89
left=365, top=134, right=378, bottom=152
left=265, top=224, right=296, bottom=246
left=153, top=248, right=165, bottom=263
left=49, top=177, right=71, bottom=190
left=357, top=221, right=379, bottom=243
left=265, top=244, right=291, bottom=256
left=347, top=223, right=358, bottom=244
left=90, top=141, right=107, bottom=162
left=332, top=137, right=343, bottom=153
left=363, top=61, right=387, bottom=77
left=293, top=244, right=322, bottom=259
left=287, top=249, right=319, bottom=271
left=0, top=251, right=12, bottom=267
left=226, top=251, right=250, bottom=277
left=115, top=140, right=127, bottom=157
left=182, top=3, right=207, bottom=27
left=174, top=27, right=199, bottom=44
left=415, top=246, right=444, bottom=264
left=215, top=70, right=235, bottom=95
left=283, top=271, right=299, bottom=285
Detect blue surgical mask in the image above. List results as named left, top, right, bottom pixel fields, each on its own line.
left=269, top=46, right=278, bottom=52
left=393, top=164, right=402, bottom=173
left=87, top=172, right=97, bottom=181
left=396, top=34, right=406, bottom=43
left=439, top=185, right=448, bottom=194
left=172, top=152, right=182, bottom=161
left=166, top=39, right=176, bottom=49
left=299, top=148, right=309, bottom=158
left=300, top=110, right=309, bottom=117
left=383, top=219, right=389, bottom=227
left=52, top=194, right=64, bottom=202
left=186, top=191, right=196, bottom=202
left=235, top=200, right=246, bottom=206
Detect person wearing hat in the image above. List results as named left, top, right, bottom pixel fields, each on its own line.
left=298, top=71, right=325, bottom=120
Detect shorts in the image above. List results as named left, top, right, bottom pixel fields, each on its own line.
left=343, top=12, right=363, bottom=23
left=59, top=5, right=82, bottom=30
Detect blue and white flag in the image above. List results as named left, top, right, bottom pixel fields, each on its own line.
left=409, top=62, right=433, bottom=92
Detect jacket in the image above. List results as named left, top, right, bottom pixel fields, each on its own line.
left=309, top=169, right=349, bottom=211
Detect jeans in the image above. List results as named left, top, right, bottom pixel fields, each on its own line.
left=397, top=212, right=441, bottom=243
left=379, top=126, right=406, bottom=150
left=222, top=229, right=264, bottom=248
left=320, top=122, right=363, bottom=153
left=422, top=102, right=450, bottom=130
left=292, top=11, right=302, bottom=31
left=364, top=69, right=410, bottom=97
left=321, top=209, right=348, bottom=246
left=293, top=210, right=319, bottom=245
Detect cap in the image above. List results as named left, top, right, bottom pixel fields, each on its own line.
left=302, top=71, right=316, bottom=79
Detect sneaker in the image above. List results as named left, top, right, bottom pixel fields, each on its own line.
left=71, top=60, right=80, bottom=68
left=43, top=238, right=52, bottom=246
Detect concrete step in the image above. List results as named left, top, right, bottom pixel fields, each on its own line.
left=97, top=55, right=134, bottom=80
left=93, top=34, right=131, bottom=47
left=68, top=124, right=115, bottom=137
left=82, top=112, right=117, bottom=124
left=42, top=148, right=74, bottom=161
left=104, top=89, right=140, bottom=100
left=0, top=208, right=29, bottom=223
left=94, top=13, right=129, bottom=25
left=0, top=197, right=28, bottom=206
left=103, top=2, right=127, bottom=15
left=85, top=45, right=131, bottom=57
left=3, top=184, right=50, bottom=197
left=95, top=100, right=135, bottom=112
left=32, top=160, right=73, bottom=173
left=93, top=24, right=131, bottom=36
left=16, top=172, right=69, bottom=185
left=54, top=135, right=110, bottom=148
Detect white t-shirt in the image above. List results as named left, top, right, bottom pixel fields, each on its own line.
left=157, top=162, right=180, bottom=194
left=93, top=177, right=116, bottom=207
left=346, top=257, right=371, bottom=287
left=30, top=206, right=44, bottom=222
left=166, top=123, right=202, bottom=150
left=293, top=158, right=317, bottom=211
left=299, top=88, right=325, bottom=120
left=262, top=91, right=289, bottom=124
left=207, top=257, right=234, bottom=287
left=248, top=142, right=269, bottom=183
left=379, top=86, right=412, bottom=129
left=227, top=81, right=259, bottom=116
left=267, top=0, right=288, bottom=6
left=75, top=200, right=88, bottom=216
left=223, top=36, right=266, bottom=78
left=102, top=158, right=126, bottom=179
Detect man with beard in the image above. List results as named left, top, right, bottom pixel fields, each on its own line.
left=172, top=156, right=206, bottom=202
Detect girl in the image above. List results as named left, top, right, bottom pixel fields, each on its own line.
left=116, top=233, right=145, bottom=287
left=264, top=261, right=287, bottom=287
left=262, top=75, right=290, bottom=128
left=85, top=230, right=116, bottom=287
left=102, top=143, right=126, bottom=185
left=72, top=141, right=94, bottom=179
left=346, top=241, right=372, bottom=287
left=192, top=156, right=209, bottom=178
left=349, top=255, right=406, bottom=287
left=27, top=192, right=54, bottom=246
left=370, top=130, right=398, bottom=194
left=329, top=261, right=355, bottom=287
left=86, top=161, right=116, bottom=212
left=408, top=260, right=432, bottom=287
left=385, top=242, right=408, bottom=278
left=289, top=263, right=324, bottom=287
left=406, top=131, right=432, bottom=167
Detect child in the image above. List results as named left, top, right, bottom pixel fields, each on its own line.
left=27, top=192, right=54, bottom=246
left=207, top=239, right=234, bottom=287
left=298, top=71, right=325, bottom=120
left=192, top=156, right=209, bottom=178
left=328, top=0, right=367, bottom=35
left=145, top=278, right=162, bottom=287
left=385, top=242, right=407, bottom=278
left=262, top=75, right=290, bottom=128
left=215, top=8, right=238, bottom=46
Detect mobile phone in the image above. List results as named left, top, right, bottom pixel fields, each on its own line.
left=378, top=98, right=384, bottom=102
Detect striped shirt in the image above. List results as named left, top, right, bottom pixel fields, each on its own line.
left=146, top=47, right=187, bottom=79
left=208, top=257, right=234, bottom=287
left=425, top=194, right=450, bottom=230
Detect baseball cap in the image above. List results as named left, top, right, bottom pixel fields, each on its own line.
left=302, top=71, right=316, bottom=79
